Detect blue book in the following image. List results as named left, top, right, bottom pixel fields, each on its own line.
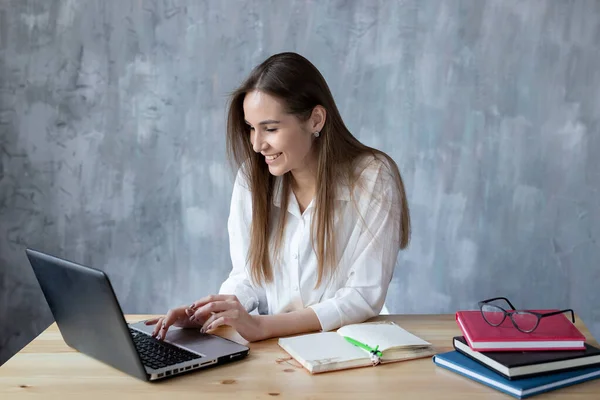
left=433, top=351, right=600, bottom=399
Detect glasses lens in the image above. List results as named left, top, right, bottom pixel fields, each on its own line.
left=481, top=304, right=505, bottom=325
left=512, top=312, right=539, bottom=332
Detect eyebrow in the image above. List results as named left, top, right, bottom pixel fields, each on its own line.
left=244, top=119, right=281, bottom=126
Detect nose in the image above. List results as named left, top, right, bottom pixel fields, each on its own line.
left=252, top=130, right=267, bottom=153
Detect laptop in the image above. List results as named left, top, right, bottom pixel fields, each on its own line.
left=26, top=249, right=249, bottom=381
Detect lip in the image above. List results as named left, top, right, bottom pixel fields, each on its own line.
left=264, top=153, right=282, bottom=165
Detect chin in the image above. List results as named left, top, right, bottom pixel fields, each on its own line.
left=267, top=164, right=290, bottom=177
left=267, top=166, right=286, bottom=176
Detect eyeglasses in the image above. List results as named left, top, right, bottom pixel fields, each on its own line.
left=478, top=297, right=575, bottom=333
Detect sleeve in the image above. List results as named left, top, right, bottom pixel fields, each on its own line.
left=218, top=168, right=268, bottom=315
left=309, top=162, right=402, bottom=331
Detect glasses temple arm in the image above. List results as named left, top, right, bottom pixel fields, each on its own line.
left=539, top=309, right=576, bottom=323
left=503, top=298, right=517, bottom=310
left=480, top=297, right=517, bottom=310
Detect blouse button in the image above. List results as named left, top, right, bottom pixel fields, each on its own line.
left=293, top=253, right=298, bottom=260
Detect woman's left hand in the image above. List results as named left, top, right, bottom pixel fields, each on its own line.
left=189, top=294, right=267, bottom=342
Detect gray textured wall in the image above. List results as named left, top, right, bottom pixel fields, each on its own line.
left=1, top=0, right=599, bottom=365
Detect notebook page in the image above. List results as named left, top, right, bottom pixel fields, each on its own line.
left=337, top=322, right=431, bottom=351
left=279, top=332, right=368, bottom=365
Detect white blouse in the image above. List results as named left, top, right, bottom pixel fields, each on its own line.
left=219, top=157, right=402, bottom=332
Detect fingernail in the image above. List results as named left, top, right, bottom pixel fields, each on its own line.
left=207, top=324, right=213, bottom=331
left=190, top=304, right=196, bottom=309
left=200, top=328, right=205, bottom=333
left=190, top=315, right=195, bottom=321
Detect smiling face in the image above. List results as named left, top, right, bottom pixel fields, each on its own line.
left=243, top=90, right=320, bottom=178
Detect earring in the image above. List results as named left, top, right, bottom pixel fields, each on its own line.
left=314, top=131, right=320, bottom=138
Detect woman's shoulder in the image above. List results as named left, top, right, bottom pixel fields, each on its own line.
left=351, top=152, right=398, bottom=189
left=335, top=152, right=401, bottom=214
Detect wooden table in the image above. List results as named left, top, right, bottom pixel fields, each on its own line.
left=1, top=314, right=598, bottom=399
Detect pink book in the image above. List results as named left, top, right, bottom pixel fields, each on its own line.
left=456, top=310, right=586, bottom=352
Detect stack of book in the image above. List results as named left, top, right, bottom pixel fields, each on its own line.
left=433, top=310, right=600, bottom=399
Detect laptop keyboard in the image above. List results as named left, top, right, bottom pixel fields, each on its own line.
left=129, top=328, right=202, bottom=370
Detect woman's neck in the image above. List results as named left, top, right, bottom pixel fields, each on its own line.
left=290, top=152, right=318, bottom=194
left=290, top=168, right=316, bottom=196
left=290, top=160, right=318, bottom=215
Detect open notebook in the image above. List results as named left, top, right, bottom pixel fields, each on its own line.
left=278, top=321, right=436, bottom=373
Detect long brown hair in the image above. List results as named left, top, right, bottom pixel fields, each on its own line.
left=226, top=52, right=410, bottom=288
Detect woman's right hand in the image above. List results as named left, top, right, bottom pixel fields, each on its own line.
left=144, top=304, right=207, bottom=340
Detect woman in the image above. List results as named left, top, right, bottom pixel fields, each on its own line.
left=147, top=52, right=410, bottom=342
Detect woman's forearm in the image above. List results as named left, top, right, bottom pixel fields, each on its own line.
left=255, top=307, right=322, bottom=340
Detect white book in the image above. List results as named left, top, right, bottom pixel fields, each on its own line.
left=278, top=321, right=436, bottom=374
